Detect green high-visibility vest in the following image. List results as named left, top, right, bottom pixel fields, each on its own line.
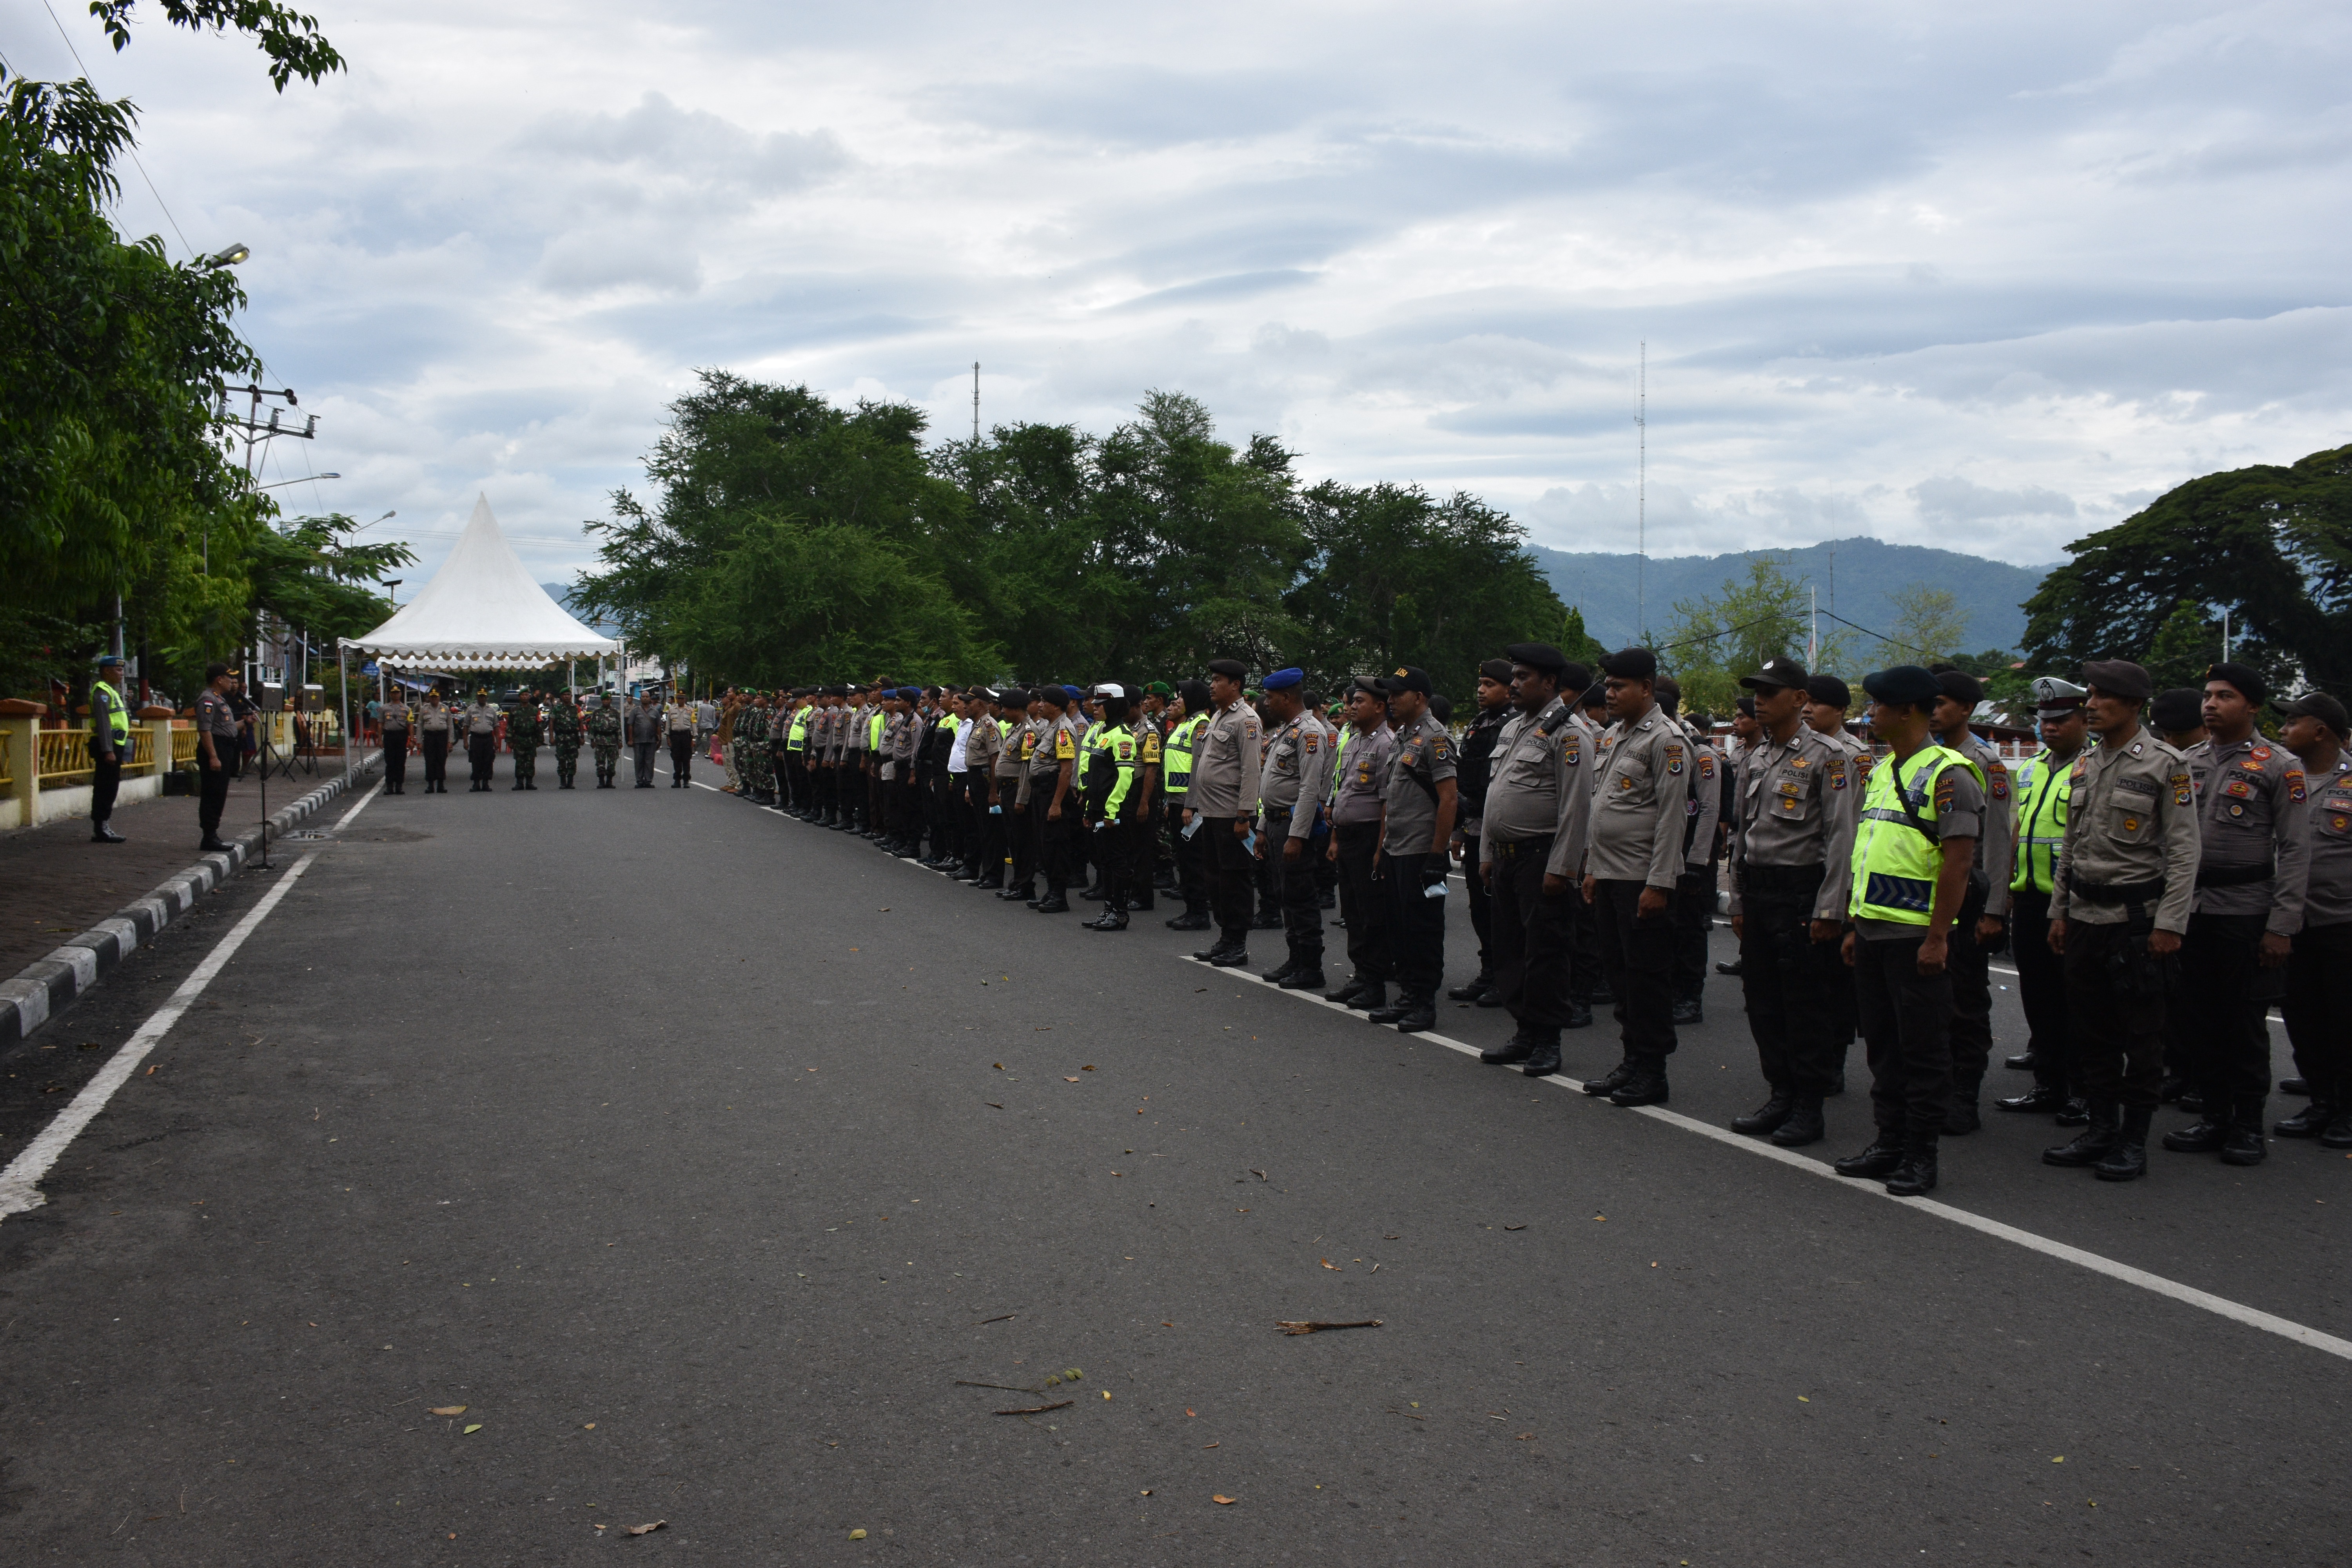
left=868, top=712, right=885, bottom=749
left=1163, top=714, right=1205, bottom=794
left=1329, top=723, right=1351, bottom=800
left=93, top=679, right=131, bottom=746
left=1848, top=744, right=1981, bottom=926
left=2008, top=746, right=2074, bottom=895
left=1096, top=722, right=1138, bottom=817
left=786, top=707, right=809, bottom=749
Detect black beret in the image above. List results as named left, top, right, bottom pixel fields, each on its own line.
left=1379, top=666, right=1434, bottom=696
left=1806, top=674, right=1851, bottom=708
left=1935, top=670, right=1985, bottom=707
left=1351, top=675, right=1389, bottom=699
left=1478, top=658, right=1515, bottom=682
left=1033, top=686, right=1069, bottom=709
left=1428, top=693, right=1454, bottom=725
left=1504, top=642, right=1568, bottom=674
left=1561, top=661, right=1594, bottom=695
left=1206, top=658, right=1249, bottom=680
left=2277, top=690, right=2351, bottom=739
left=2150, top=688, right=2203, bottom=732
left=1000, top=687, right=1030, bottom=707
left=1739, top=656, right=1808, bottom=692
left=1735, top=694, right=1757, bottom=717
left=1599, top=646, right=1657, bottom=680
left=1862, top=665, right=1944, bottom=707
left=2080, top=659, right=2153, bottom=704
left=2206, top=661, right=2266, bottom=704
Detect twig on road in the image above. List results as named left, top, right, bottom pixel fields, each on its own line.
left=996, top=1400, right=1073, bottom=1416
left=1276, top=1319, right=1383, bottom=1335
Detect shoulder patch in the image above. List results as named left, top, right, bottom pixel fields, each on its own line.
left=1664, top=741, right=1684, bottom=775
left=2252, top=745, right=2273, bottom=762
left=2288, top=767, right=2308, bottom=802
left=1827, top=757, right=1848, bottom=790
left=1698, top=754, right=1715, bottom=780
left=1303, top=733, right=1318, bottom=753
left=1562, top=730, right=1581, bottom=765
left=1054, top=731, right=1075, bottom=760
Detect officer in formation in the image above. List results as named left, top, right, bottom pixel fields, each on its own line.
left=1581, top=648, right=1691, bottom=1108
left=417, top=690, right=453, bottom=793
left=1254, top=668, right=1335, bottom=988
left=462, top=689, right=502, bottom=790
left=1161, top=682, right=1214, bottom=926
left=379, top=687, right=413, bottom=794
left=1928, top=668, right=2014, bottom=1132
left=549, top=688, right=584, bottom=788
left=1450, top=659, right=1519, bottom=1005
left=1993, top=679, right=2089, bottom=1121
left=87, top=654, right=131, bottom=843
left=506, top=688, right=543, bottom=790
left=1324, top=679, right=1397, bottom=1009
left=628, top=692, right=664, bottom=787
left=195, top=662, right=240, bottom=850
left=1187, top=660, right=1264, bottom=962
left=665, top=690, right=698, bottom=786
left=2275, top=691, right=2352, bottom=1146
left=1653, top=674, right=1722, bottom=1024
left=588, top=692, right=625, bottom=786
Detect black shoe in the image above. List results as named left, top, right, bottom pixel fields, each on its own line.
left=1884, top=1147, right=1939, bottom=1197
left=2275, top=1102, right=2337, bottom=1138
left=1670, top=996, right=1703, bottom=1026
left=1394, top=998, right=1438, bottom=1034
left=2056, top=1096, right=2090, bottom=1126
left=1080, top=884, right=1105, bottom=902
left=1323, top=978, right=1368, bottom=1005
left=92, top=824, right=126, bottom=843
left=1714, top=959, right=1742, bottom=977
left=2178, top=1088, right=2206, bottom=1115
left=200, top=833, right=230, bottom=853
left=1262, top=958, right=1300, bottom=986
left=2161, top=1117, right=2229, bottom=1154
left=2321, top=1110, right=2352, bottom=1149
left=1943, top=1099, right=1982, bottom=1136
left=2045, top=1103, right=2120, bottom=1167
left=1192, top=941, right=1234, bottom=962
left=1564, top=999, right=1594, bottom=1030
left=1251, top=913, right=1283, bottom=930
left=1208, top=946, right=1251, bottom=969
left=1521, top=1038, right=1563, bottom=1077
left=1345, top=983, right=1388, bottom=1013
left=2004, top=1051, right=2037, bottom=1073
left=2279, top=1076, right=2311, bottom=1097
left=1130, top=892, right=1155, bottom=911
left=1608, top=1069, right=1669, bottom=1107
left=1475, top=987, right=1506, bottom=1009
left=998, top=883, right=1035, bottom=902
left=1770, top=1097, right=1826, bottom=1148
left=1827, top=1071, right=1847, bottom=1098
left=1165, top=913, right=1212, bottom=931
left=1995, top=1085, right=2066, bottom=1114
left=1833, top=1139, right=1906, bottom=1178
left=2158, top=1074, right=2187, bottom=1104
left=2220, top=1123, right=2267, bottom=1167
left=973, top=876, right=1004, bottom=891
left=1366, top=998, right=1414, bottom=1024
left=1480, top=1036, right=1533, bottom=1065
left=1731, top=1094, right=1795, bottom=1136
left=1582, top=1062, right=1631, bottom=1098
left=1033, top=895, right=1071, bottom=914
left=2095, top=1108, right=2152, bottom=1181
left=1448, top=973, right=1494, bottom=1002
left=1085, top=912, right=1129, bottom=932
left=1278, top=969, right=1326, bottom=992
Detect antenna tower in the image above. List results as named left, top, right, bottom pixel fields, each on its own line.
left=1637, top=342, right=1646, bottom=639
left=972, top=362, right=981, bottom=443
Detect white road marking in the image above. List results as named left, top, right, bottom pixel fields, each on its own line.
left=1177, top=952, right=2352, bottom=1365
left=0, top=784, right=381, bottom=1223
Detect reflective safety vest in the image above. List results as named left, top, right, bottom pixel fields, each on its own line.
left=1328, top=722, right=1351, bottom=802
left=2009, top=745, right=2074, bottom=895
left=1163, top=714, right=1206, bottom=794
left=1849, top=743, right=1982, bottom=925
left=786, top=706, right=809, bottom=750
left=1087, top=722, right=1139, bottom=818
left=868, top=712, right=885, bottom=750
left=91, top=679, right=131, bottom=747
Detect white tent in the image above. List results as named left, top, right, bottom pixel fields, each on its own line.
left=343, top=495, right=617, bottom=670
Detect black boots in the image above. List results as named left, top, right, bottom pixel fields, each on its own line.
left=1277, top=964, right=1326, bottom=991
left=1165, top=910, right=1211, bottom=931
left=1770, top=1096, right=1826, bottom=1148
left=1481, top=1035, right=1534, bottom=1066
left=1607, top=1063, right=1669, bottom=1106
left=1944, top=1074, right=1983, bottom=1136
left=2275, top=1100, right=2339, bottom=1138
left=1995, top=1083, right=2067, bottom=1114
left=1520, top=1034, right=1563, bottom=1077
left=1884, top=1141, right=1938, bottom=1196
left=1448, top=971, right=1494, bottom=1002
left=200, top=833, right=229, bottom=853
left=2160, top=1113, right=2229, bottom=1154
left=2045, top=1102, right=2120, bottom=1167
left=1833, top=1138, right=1906, bottom=1179
left=1731, top=1094, right=1794, bottom=1136
left=2095, top=1106, right=2152, bottom=1181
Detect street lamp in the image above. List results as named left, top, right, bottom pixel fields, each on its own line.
left=355, top=510, right=397, bottom=531
left=203, top=243, right=251, bottom=268
left=383, top=578, right=403, bottom=607
left=255, top=473, right=340, bottom=489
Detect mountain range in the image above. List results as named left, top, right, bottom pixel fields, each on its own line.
left=1527, top=537, right=2058, bottom=655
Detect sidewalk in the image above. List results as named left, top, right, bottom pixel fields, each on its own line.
left=0, top=759, right=358, bottom=984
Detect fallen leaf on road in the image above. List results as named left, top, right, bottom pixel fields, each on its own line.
left=993, top=1062, right=1004, bottom=1069
left=1203, top=1441, right=1218, bottom=1448
left=1504, top=1224, right=1527, bottom=1231
left=1186, top=1408, right=1196, bottom=1417
left=1082, top=1065, right=1097, bottom=1071
left=1319, top=1259, right=1340, bottom=1270
left=1140, top=1489, right=1152, bottom=1496
left=626, top=1519, right=666, bottom=1535
left=462, top=1424, right=483, bottom=1434
left=1102, top=1390, right=1112, bottom=1400
left=1276, top=1319, right=1383, bottom=1335
left=849, top=1527, right=867, bottom=1539
left=430, top=1406, right=467, bottom=1416
left=1251, top=1169, right=1267, bottom=1180
left=985, top=1102, right=1004, bottom=1109
left=583, top=1423, right=595, bottom=1429
left=1064, top=1076, right=1080, bottom=1082
left=1213, top=1495, right=1237, bottom=1505
left=1516, top=1432, right=1534, bottom=1441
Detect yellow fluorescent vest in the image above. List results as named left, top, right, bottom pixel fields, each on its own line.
left=2009, top=746, right=2073, bottom=895
left=1849, top=743, right=1980, bottom=925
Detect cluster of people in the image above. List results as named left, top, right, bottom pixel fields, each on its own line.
left=374, top=687, right=705, bottom=793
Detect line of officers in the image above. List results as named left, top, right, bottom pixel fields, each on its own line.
left=712, top=644, right=2352, bottom=1198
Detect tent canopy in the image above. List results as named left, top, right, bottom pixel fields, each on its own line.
left=343, top=495, right=618, bottom=670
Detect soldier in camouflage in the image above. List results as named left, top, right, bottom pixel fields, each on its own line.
left=507, top=688, right=544, bottom=790
left=549, top=688, right=583, bottom=788
left=588, top=692, right=624, bottom=787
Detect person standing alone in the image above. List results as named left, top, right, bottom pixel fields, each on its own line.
left=195, top=663, right=239, bottom=850
left=379, top=687, right=412, bottom=794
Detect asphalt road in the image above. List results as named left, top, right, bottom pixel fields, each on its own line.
left=1, top=753, right=2346, bottom=1566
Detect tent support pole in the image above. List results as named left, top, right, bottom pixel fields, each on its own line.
left=339, top=642, right=353, bottom=789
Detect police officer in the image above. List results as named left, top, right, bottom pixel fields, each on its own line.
left=1323, top=677, right=1396, bottom=1008
left=1475, top=644, right=1594, bottom=1077
left=86, top=654, right=132, bottom=842
left=379, top=687, right=412, bottom=794
left=1803, top=673, right=1869, bottom=1074
left=1994, top=679, right=2088, bottom=1120
left=1452, top=658, right=1518, bottom=1004
left=1161, top=682, right=1214, bottom=929
left=2276, top=691, right=2352, bottom=1147
left=1027, top=684, right=1081, bottom=913
left=463, top=688, right=502, bottom=790
left=1726, top=656, right=1860, bottom=1148
left=194, top=662, right=239, bottom=850
left=1187, top=659, right=1263, bottom=966
left=1253, top=668, right=1334, bottom=990
left=629, top=692, right=665, bottom=788
left=666, top=689, right=699, bottom=787
left=418, top=690, right=454, bottom=793
left=1081, top=684, right=1143, bottom=930
left=1570, top=675, right=1617, bottom=1008
left=1654, top=675, right=1720, bottom=1025
left=588, top=691, right=623, bottom=786
left=1366, top=667, right=1457, bottom=1033
left=1830, top=665, right=1983, bottom=1197
left=959, top=688, right=1004, bottom=878
left=1580, top=648, right=1690, bottom=1106
left=1928, top=668, right=2014, bottom=1132
left=2042, top=659, right=2200, bottom=1183
left=2163, top=661, right=2311, bottom=1165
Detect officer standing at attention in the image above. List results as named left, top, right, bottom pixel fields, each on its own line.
left=627, top=691, right=663, bottom=788
left=1160, top=682, right=1214, bottom=929
left=1187, top=659, right=1263, bottom=967
left=1726, top=656, right=1860, bottom=1149
left=588, top=691, right=623, bottom=786
left=549, top=686, right=583, bottom=789
left=1570, top=675, right=1617, bottom=1010
left=1323, top=679, right=1396, bottom=1009
left=1830, top=666, right=1984, bottom=1197
left=1580, top=648, right=1691, bottom=1107
left=1079, top=684, right=1142, bottom=930
left=1928, top=669, right=2014, bottom=1132
left=1027, top=684, right=1081, bottom=913
left=86, top=654, right=132, bottom=842
left=1653, top=675, right=1720, bottom=1025
left=2042, top=659, right=2201, bottom=1183
left=1994, top=679, right=2090, bottom=1120
left=463, top=688, right=502, bottom=791
left=1802, top=673, right=1870, bottom=1073
left=2275, top=691, right=2352, bottom=1147
left=666, top=689, right=699, bottom=787
left=507, top=687, right=544, bottom=790
left=1452, top=659, right=1518, bottom=1005
left=379, top=687, right=412, bottom=794
left=417, top=690, right=453, bottom=793
left=195, top=662, right=239, bottom=850
left=1476, top=644, right=1594, bottom=1077
left=1367, top=667, right=1457, bottom=1033
left=1252, top=668, right=1334, bottom=990
left=958, top=688, right=1004, bottom=877
left=2163, top=661, right=2311, bottom=1165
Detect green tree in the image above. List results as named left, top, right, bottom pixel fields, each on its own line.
left=1879, top=582, right=1971, bottom=664
left=1657, top=555, right=1810, bottom=719
left=2141, top=599, right=2220, bottom=693
left=89, top=1, right=343, bottom=91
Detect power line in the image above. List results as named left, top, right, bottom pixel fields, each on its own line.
left=36, top=0, right=196, bottom=261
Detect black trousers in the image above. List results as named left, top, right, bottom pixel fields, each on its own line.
left=199, top=759, right=231, bottom=834
left=1009, top=803, right=1037, bottom=888
left=468, top=733, right=496, bottom=784
left=382, top=731, right=408, bottom=787
left=2283, top=921, right=2352, bottom=1107
left=1593, top=878, right=1678, bottom=1065
left=670, top=731, right=693, bottom=782
left=1333, top=820, right=1390, bottom=982
left=1031, top=800, right=1078, bottom=891
left=2065, top=918, right=2170, bottom=1111
left=1672, top=867, right=1713, bottom=1001
left=1738, top=864, right=1842, bottom=1097
left=2009, top=889, right=2071, bottom=1093
left=1263, top=808, right=1323, bottom=960
left=1490, top=837, right=1574, bottom=1032
left=1201, top=816, right=1256, bottom=938
left=1853, top=933, right=1955, bottom=1145
left=1570, top=878, right=1607, bottom=1002
left=1946, top=880, right=1993, bottom=1093
left=91, top=750, right=122, bottom=823
left=423, top=731, right=449, bottom=786
left=2180, top=910, right=2272, bottom=1119
left=1464, top=833, right=1495, bottom=976
left=1171, top=802, right=1208, bottom=912
left=1381, top=849, right=1446, bottom=996
left=632, top=741, right=657, bottom=785
left=1094, top=811, right=1134, bottom=908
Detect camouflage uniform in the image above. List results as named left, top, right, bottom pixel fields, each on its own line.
left=506, top=693, right=544, bottom=788
left=742, top=701, right=774, bottom=801
left=588, top=701, right=624, bottom=787
left=549, top=694, right=583, bottom=788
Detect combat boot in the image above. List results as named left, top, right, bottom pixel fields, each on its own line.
left=1944, top=1073, right=1983, bottom=1135
left=1833, top=1138, right=1906, bottom=1178
left=2274, top=1100, right=2338, bottom=1138
left=1033, top=891, right=1071, bottom=915
left=1731, top=1093, right=1795, bottom=1136
left=1448, top=970, right=1494, bottom=1002
left=1261, top=956, right=1301, bottom=987
left=1995, top=1083, right=2066, bottom=1114
left=2160, top=1113, right=2229, bottom=1154
left=2044, top=1102, right=2120, bottom=1167
left=1364, top=990, right=1415, bottom=1024
left=1323, top=976, right=1370, bottom=1005
left=1481, top=1034, right=1534, bottom=1066
left=1769, top=1096, right=1826, bottom=1148
left=1564, top=998, right=1594, bottom=1029
left=1391, top=995, right=1437, bottom=1033
left=1278, top=966, right=1326, bottom=992
left=1343, top=982, right=1388, bottom=1013
left=1520, top=1034, right=1564, bottom=1077
left=1670, top=995, right=1702, bottom=1026
left=1206, top=941, right=1251, bottom=969
left=2095, top=1106, right=2152, bottom=1181
left=1165, top=911, right=1212, bottom=932
left=2220, top=1102, right=2267, bottom=1166
left=997, top=880, right=1034, bottom=902
left=1608, top=1063, right=1669, bottom=1107
left=1581, top=1060, right=1632, bottom=1098
left=1884, top=1141, right=1938, bottom=1196
left=1086, top=906, right=1129, bottom=932
left=2320, top=1107, right=2352, bottom=1149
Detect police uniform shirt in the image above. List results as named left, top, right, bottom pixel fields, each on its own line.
left=2184, top=733, right=2313, bottom=936
left=419, top=701, right=452, bottom=734
left=379, top=699, right=412, bottom=733
left=464, top=701, right=501, bottom=735
left=1256, top=711, right=1332, bottom=837
left=1853, top=751, right=1987, bottom=940
left=664, top=702, right=695, bottom=733
left=1682, top=721, right=1723, bottom=873
left=2299, top=755, right=2352, bottom=928
left=1479, top=697, right=1592, bottom=880
left=197, top=689, right=238, bottom=745
left=1330, top=722, right=1393, bottom=827
left=2048, top=731, right=2201, bottom=932
left=1189, top=700, right=1263, bottom=820
left=1381, top=711, right=1458, bottom=855
left=1949, top=730, right=2016, bottom=918
left=1586, top=707, right=1695, bottom=887
left=962, top=710, right=1002, bottom=773
left=1730, top=724, right=1862, bottom=921
left=1454, top=705, right=1514, bottom=837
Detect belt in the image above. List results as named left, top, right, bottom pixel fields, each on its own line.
left=2069, top=877, right=2166, bottom=903
left=2196, top=858, right=2274, bottom=888
left=1493, top=835, right=1555, bottom=858
left=1741, top=860, right=1825, bottom=891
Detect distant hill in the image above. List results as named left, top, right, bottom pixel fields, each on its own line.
left=1528, top=537, right=2056, bottom=656
left=541, top=582, right=620, bottom=636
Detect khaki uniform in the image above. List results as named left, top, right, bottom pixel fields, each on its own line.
left=1479, top=696, right=1595, bottom=1035
left=1191, top=700, right=1263, bottom=938
left=1586, top=706, right=1693, bottom=1069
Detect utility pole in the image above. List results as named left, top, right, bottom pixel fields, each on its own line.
left=1637, top=341, right=1646, bottom=641
left=972, top=361, right=981, bottom=444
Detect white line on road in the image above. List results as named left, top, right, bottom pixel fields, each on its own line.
left=0, top=783, right=381, bottom=1224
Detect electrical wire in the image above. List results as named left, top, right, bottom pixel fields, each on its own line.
left=36, top=0, right=197, bottom=261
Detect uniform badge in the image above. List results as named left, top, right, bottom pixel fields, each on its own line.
left=2334, top=815, right=2350, bottom=832
left=2252, top=746, right=2273, bottom=762
left=1699, top=755, right=1715, bottom=780
left=1303, top=734, right=1319, bottom=753
left=1115, top=740, right=1134, bottom=762
left=2288, top=768, right=2307, bottom=802
left=2170, top=768, right=2192, bottom=806
left=1827, top=758, right=1847, bottom=790
left=2226, top=802, right=2245, bottom=819
left=2129, top=742, right=2143, bottom=755
left=1987, top=761, right=2009, bottom=800
left=2223, top=778, right=2252, bottom=798
left=1562, top=732, right=1581, bottom=766
left=2123, top=815, right=2141, bottom=832
left=1665, top=742, right=1685, bottom=775
left=1789, top=756, right=1810, bottom=769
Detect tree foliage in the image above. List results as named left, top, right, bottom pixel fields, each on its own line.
left=1878, top=583, right=1971, bottom=665
left=1657, top=556, right=1811, bottom=719
left=89, top=0, right=344, bottom=91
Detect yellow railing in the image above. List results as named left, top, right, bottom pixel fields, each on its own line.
left=0, top=727, right=11, bottom=789
left=172, top=723, right=197, bottom=768
left=34, top=727, right=156, bottom=784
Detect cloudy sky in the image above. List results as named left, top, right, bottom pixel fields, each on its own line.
left=12, top=0, right=2349, bottom=586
